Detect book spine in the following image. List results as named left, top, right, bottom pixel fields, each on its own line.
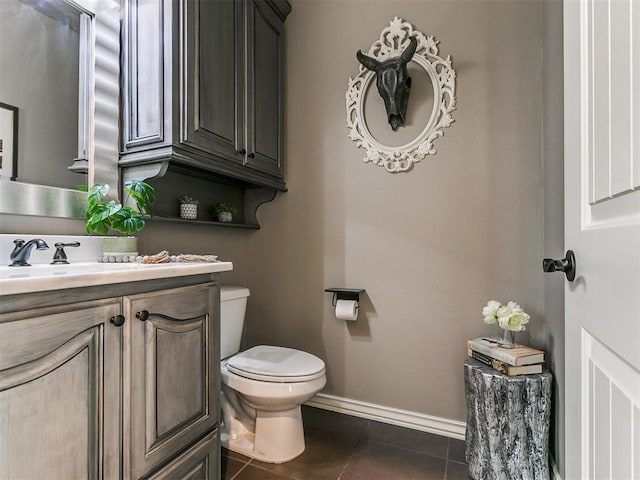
left=467, top=339, right=518, bottom=365
left=467, top=349, right=509, bottom=374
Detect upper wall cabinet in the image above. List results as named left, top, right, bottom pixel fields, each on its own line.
left=121, top=0, right=290, bottom=191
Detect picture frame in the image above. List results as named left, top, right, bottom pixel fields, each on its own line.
left=346, top=18, right=456, bottom=173
left=0, top=102, right=19, bottom=181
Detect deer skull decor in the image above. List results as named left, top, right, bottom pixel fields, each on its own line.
left=346, top=18, right=457, bottom=173
left=356, top=36, right=418, bottom=132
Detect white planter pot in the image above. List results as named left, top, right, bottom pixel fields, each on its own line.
left=103, top=236, right=138, bottom=256
left=180, top=203, right=198, bottom=219
left=217, top=211, right=233, bottom=223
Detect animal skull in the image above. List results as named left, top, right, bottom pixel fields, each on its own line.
left=356, top=36, right=418, bottom=131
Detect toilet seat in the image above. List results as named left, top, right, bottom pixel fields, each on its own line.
left=226, top=345, right=325, bottom=383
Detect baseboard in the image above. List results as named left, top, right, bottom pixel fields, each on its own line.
left=305, top=393, right=466, bottom=440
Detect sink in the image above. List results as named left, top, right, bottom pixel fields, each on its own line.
left=0, top=262, right=142, bottom=280
left=0, top=234, right=233, bottom=296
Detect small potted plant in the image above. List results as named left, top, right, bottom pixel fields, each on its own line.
left=85, top=180, right=155, bottom=256
left=211, top=202, right=236, bottom=223
left=179, top=195, right=199, bottom=219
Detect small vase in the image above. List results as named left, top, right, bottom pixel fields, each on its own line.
left=500, top=328, right=515, bottom=349
left=180, top=203, right=198, bottom=220
left=217, top=211, right=233, bottom=223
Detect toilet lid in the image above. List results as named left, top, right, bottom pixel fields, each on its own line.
left=226, top=345, right=325, bottom=383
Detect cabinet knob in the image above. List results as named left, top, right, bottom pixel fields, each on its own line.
left=237, top=149, right=246, bottom=155
left=248, top=152, right=255, bottom=158
left=110, top=314, right=125, bottom=327
left=136, top=310, right=150, bottom=321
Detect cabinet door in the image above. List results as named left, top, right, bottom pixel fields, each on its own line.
left=182, top=0, right=245, bottom=164
left=122, top=0, right=172, bottom=150
left=0, top=299, right=122, bottom=480
left=146, top=430, right=219, bottom=480
left=124, top=283, right=219, bottom=479
left=245, top=0, right=284, bottom=178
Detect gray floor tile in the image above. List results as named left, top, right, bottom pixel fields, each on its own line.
left=233, top=464, right=296, bottom=480
left=447, top=438, right=467, bottom=464
left=223, top=447, right=253, bottom=463
left=365, top=421, right=449, bottom=459
left=221, top=455, right=248, bottom=480
left=340, top=441, right=446, bottom=480
left=302, top=406, right=369, bottom=435
left=445, top=461, right=471, bottom=480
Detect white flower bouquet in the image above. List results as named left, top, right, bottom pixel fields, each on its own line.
left=482, top=300, right=530, bottom=348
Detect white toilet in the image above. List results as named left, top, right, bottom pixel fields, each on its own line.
left=219, top=286, right=326, bottom=463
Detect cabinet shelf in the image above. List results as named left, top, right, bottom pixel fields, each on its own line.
left=149, top=216, right=260, bottom=230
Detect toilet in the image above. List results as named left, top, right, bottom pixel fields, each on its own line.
left=219, top=286, right=326, bottom=463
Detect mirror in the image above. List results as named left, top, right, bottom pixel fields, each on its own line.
left=0, top=0, right=120, bottom=218
left=346, top=17, right=457, bottom=173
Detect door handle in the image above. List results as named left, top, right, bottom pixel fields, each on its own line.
left=543, top=250, right=576, bottom=281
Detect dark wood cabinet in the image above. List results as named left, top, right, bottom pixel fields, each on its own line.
left=245, top=0, right=285, bottom=177
left=121, top=0, right=290, bottom=195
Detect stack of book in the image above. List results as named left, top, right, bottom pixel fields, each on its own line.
left=467, top=337, right=545, bottom=376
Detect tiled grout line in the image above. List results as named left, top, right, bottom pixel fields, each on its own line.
left=335, top=418, right=371, bottom=480
left=227, top=455, right=252, bottom=480
left=443, top=439, right=451, bottom=479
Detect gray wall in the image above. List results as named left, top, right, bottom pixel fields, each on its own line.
left=542, top=0, right=565, bottom=474
left=245, top=0, right=546, bottom=423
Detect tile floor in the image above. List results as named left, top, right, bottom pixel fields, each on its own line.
left=221, top=406, right=470, bottom=480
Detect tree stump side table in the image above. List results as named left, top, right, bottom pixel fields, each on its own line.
left=464, top=358, right=552, bottom=480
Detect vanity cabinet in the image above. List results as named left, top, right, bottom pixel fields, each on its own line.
left=121, top=0, right=290, bottom=192
left=0, top=276, right=220, bottom=480
left=124, top=283, right=219, bottom=479
left=0, top=299, right=122, bottom=479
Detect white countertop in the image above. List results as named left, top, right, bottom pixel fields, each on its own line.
left=0, top=261, right=233, bottom=296
left=0, top=234, right=233, bottom=296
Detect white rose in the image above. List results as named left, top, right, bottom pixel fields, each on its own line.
left=482, top=300, right=502, bottom=324
left=497, top=301, right=530, bottom=331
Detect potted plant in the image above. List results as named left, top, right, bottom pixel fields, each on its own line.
left=211, top=202, right=236, bottom=223
left=85, top=180, right=155, bottom=256
left=179, top=195, right=199, bottom=219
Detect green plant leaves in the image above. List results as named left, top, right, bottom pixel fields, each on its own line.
left=110, top=207, right=145, bottom=235
left=124, top=180, right=155, bottom=216
left=85, top=181, right=154, bottom=236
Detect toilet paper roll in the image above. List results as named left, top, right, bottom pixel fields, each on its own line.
left=335, top=300, right=359, bottom=321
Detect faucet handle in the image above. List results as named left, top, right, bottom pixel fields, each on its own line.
left=51, top=242, right=81, bottom=265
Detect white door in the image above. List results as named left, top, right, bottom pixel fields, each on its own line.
left=564, top=0, right=640, bottom=478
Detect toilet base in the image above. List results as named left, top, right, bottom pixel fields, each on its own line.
left=222, top=405, right=306, bottom=463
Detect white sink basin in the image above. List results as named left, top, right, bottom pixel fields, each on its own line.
left=0, top=262, right=141, bottom=280
left=0, top=261, right=233, bottom=296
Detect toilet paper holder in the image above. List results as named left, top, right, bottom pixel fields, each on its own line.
left=325, top=288, right=365, bottom=306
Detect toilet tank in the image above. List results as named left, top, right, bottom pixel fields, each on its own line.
left=220, top=286, right=250, bottom=359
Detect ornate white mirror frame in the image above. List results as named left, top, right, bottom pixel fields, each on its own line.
left=346, top=18, right=457, bottom=173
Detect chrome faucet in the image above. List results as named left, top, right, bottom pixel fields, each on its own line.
left=9, top=238, right=49, bottom=266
